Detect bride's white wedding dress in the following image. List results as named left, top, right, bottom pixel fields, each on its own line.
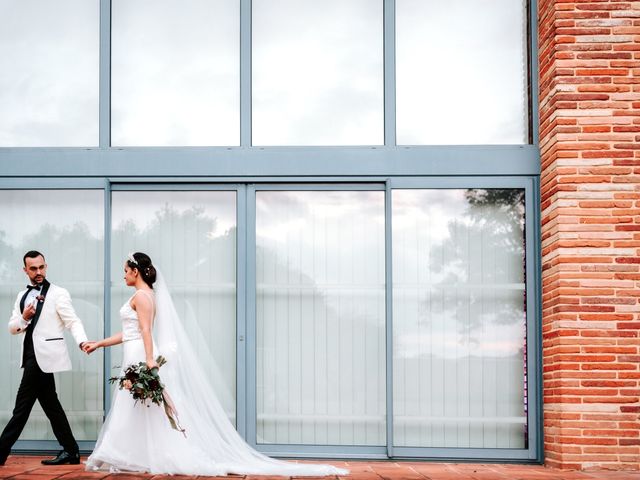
left=86, top=271, right=348, bottom=476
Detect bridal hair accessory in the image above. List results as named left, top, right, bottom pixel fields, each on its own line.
left=127, top=252, right=138, bottom=266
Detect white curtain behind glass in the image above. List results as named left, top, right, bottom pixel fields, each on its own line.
left=392, top=189, right=526, bottom=448
left=252, top=0, right=383, bottom=145
left=256, top=191, right=386, bottom=445
left=110, top=191, right=237, bottom=423
left=111, top=0, right=239, bottom=146
left=396, top=0, right=528, bottom=144
left=0, top=190, right=104, bottom=440
left=0, top=0, right=99, bottom=146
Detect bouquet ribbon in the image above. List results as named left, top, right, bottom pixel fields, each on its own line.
left=162, top=389, right=186, bottom=437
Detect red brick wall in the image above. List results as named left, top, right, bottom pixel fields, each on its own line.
left=538, top=0, right=640, bottom=471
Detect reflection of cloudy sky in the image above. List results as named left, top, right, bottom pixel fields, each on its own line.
left=393, top=189, right=469, bottom=287
left=396, top=307, right=526, bottom=360
left=256, top=190, right=385, bottom=284
left=396, top=0, right=528, bottom=144
left=393, top=189, right=524, bottom=282
left=0, top=190, right=103, bottom=245
left=0, top=0, right=99, bottom=146
left=258, top=189, right=384, bottom=222
left=111, top=0, right=239, bottom=146
left=257, top=190, right=384, bottom=241
left=399, top=328, right=525, bottom=359
left=393, top=189, right=470, bottom=242
left=111, top=191, right=236, bottom=238
left=252, top=0, right=383, bottom=145
left=1, top=0, right=528, bottom=147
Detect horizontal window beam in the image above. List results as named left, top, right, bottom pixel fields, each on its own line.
left=0, top=145, right=539, bottom=177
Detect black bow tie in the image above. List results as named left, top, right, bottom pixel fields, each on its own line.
left=26, top=284, right=41, bottom=292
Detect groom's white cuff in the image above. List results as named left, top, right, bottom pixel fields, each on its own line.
left=15, top=318, right=31, bottom=332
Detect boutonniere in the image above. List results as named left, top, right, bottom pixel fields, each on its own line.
left=36, top=295, right=45, bottom=303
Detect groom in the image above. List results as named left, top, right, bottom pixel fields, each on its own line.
left=0, top=251, right=88, bottom=466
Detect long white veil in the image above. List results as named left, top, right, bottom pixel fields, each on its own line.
left=152, top=269, right=348, bottom=476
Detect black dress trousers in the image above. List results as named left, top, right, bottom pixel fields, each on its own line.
left=0, top=360, right=79, bottom=462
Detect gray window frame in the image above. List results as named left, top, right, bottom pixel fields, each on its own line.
left=386, top=176, right=540, bottom=462
left=0, top=0, right=541, bottom=464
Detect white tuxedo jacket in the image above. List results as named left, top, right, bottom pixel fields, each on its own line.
left=8, top=283, right=88, bottom=373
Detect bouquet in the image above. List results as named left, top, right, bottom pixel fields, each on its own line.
left=110, top=355, right=186, bottom=436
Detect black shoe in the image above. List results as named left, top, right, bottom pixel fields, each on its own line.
left=41, top=450, right=80, bottom=465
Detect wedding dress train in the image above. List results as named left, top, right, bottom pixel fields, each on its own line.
left=86, top=271, right=348, bottom=476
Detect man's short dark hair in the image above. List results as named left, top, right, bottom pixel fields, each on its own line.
left=23, top=250, right=45, bottom=266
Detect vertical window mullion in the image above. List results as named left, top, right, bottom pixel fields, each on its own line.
left=240, top=0, right=252, bottom=146
left=99, top=0, right=111, bottom=148
left=383, top=0, right=396, bottom=147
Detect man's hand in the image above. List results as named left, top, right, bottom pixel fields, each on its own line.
left=82, top=341, right=98, bottom=354
left=22, top=303, right=36, bottom=321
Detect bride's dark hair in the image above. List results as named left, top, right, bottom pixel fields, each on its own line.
left=127, top=252, right=157, bottom=288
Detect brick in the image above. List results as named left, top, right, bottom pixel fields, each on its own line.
left=619, top=438, right=640, bottom=446
left=614, top=257, right=640, bottom=263
left=540, top=0, right=639, bottom=471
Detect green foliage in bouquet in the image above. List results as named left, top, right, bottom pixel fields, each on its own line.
left=110, top=355, right=167, bottom=406
left=110, top=355, right=185, bottom=436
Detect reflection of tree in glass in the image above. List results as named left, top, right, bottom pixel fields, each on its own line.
left=111, top=203, right=237, bottom=412
left=465, top=188, right=524, bottom=253
left=112, top=204, right=235, bottom=280
left=465, top=189, right=528, bottom=443
left=110, top=203, right=236, bottom=344
left=0, top=230, right=15, bottom=281
left=427, top=189, right=525, bottom=342
left=0, top=222, right=103, bottom=283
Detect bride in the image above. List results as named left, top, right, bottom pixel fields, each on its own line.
left=84, top=252, right=348, bottom=477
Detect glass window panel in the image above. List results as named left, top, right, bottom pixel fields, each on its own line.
left=0, top=0, right=99, bottom=146
left=253, top=0, right=384, bottom=146
left=0, top=190, right=104, bottom=440
left=256, top=190, right=386, bottom=445
left=396, top=0, right=528, bottom=144
left=110, top=191, right=237, bottom=424
left=111, top=0, right=239, bottom=146
left=392, top=189, right=527, bottom=448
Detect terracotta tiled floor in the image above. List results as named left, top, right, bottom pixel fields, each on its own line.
left=0, top=456, right=638, bottom=480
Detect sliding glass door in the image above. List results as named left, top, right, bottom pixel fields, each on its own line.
left=109, top=187, right=239, bottom=424
left=0, top=189, right=104, bottom=444
left=252, top=187, right=387, bottom=449
left=392, top=188, right=528, bottom=451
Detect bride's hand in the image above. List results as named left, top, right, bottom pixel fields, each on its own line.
left=83, top=341, right=99, bottom=354
left=147, top=359, right=159, bottom=370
